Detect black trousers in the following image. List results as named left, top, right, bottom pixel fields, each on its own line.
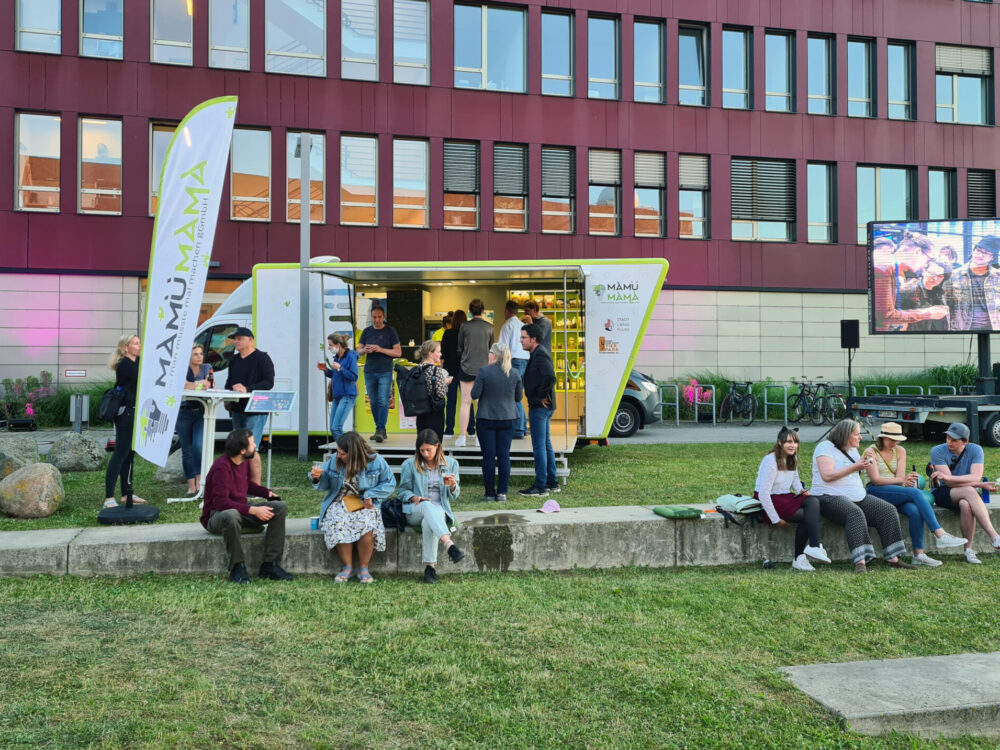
left=104, top=407, right=135, bottom=498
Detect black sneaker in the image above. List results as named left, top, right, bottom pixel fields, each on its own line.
left=258, top=561, right=294, bottom=581
left=546, top=485, right=562, bottom=494
left=518, top=487, right=549, bottom=497
left=423, top=565, right=437, bottom=584
left=448, top=545, right=465, bottom=564
left=229, top=562, right=250, bottom=584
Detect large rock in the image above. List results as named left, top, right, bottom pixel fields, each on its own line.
left=0, top=463, right=64, bottom=518
left=0, top=435, right=40, bottom=479
left=46, top=432, right=105, bottom=472
left=154, top=449, right=186, bottom=484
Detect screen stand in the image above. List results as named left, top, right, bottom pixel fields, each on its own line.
left=978, top=333, right=995, bottom=395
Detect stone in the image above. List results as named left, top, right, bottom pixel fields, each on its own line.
left=0, top=463, right=64, bottom=518
left=0, top=435, right=40, bottom=479
left=154, top=449, right=185, bottom=484
left=45, top=432, right=106, bottom=472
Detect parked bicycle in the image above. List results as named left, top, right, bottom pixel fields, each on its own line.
left=719, top=381, right=758, bottom=426
left=789, top=377, right=848, bottom=425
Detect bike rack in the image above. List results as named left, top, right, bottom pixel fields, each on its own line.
left=763, top=384, right=788, bottom=423
left=960, top=385, right=977, bottom=395
left=659, top=383, right=680, bottom=426
left=864, top=385, right=890, bottom=396
left=694, top=384, right=716, bottom=425
left=896, top=384, right=924, bottom=395
left=928, top=385, right=957, bottom=396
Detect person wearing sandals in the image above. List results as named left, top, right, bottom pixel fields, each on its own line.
left=103, top=333, right=146, bottom=509
left=754, top=426, right=830, bottom=572
left=863, top=422, right=967, bottom=566
left=471, top=342, right=523, bottom=502
left=312, top=431, right=396, bottom=583
left=397, top=429, right=466, bottom=583
left=811, top=419, right=915, bottom=573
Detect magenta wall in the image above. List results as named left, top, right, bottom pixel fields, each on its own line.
left=4, top=0, right=1000, bottom=291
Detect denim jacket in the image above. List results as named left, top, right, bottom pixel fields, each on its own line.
left=397, top=456, right=460, bottom=521
left=314, top=453, right=397, bottom=518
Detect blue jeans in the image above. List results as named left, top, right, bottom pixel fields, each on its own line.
left=364, top=369, right=393, bottom=432
left=511, top=359, right=527, bottom=436
left=866, top=483, right=942, bottom=551
left=231, top=411, right=267, bottom=448
left=478, top=418, right=516, bottom=495
left=176, top=407, right=204, bottom=480
left=330, top=395, right=356, bottom=441
left=528, top=406, right=557, bottom=490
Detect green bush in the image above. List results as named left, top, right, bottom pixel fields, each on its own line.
left=32, top=381, right=115, bottom=428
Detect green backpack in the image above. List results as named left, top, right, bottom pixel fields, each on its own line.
left=715, top=493, right=763, bottom=527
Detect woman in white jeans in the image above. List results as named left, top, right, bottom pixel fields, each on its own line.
left=397, top=429, right=465, bottom=583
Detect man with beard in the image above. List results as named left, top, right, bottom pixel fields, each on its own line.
left=946, top=235, right=1000, bottom=331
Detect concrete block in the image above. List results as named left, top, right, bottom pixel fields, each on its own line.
left=283, top=519, right=397, bottom=577
left=675, top=512, right=763, bottom=566
left=0, top=528, right=80, bottom=576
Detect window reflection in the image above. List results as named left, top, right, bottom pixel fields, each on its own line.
left=79, top=118, right=122, bottom=215
left=16, top=113, right=61, bottom=212
left=81, top=0, right=123, bottom=59
left=678, top=26, right=707, bottom=106
left=152, top=0, right=193, bottom=65
left=633, top=20, right=662, bottom=103
left=541, top=12, right=573, bottom=96
left=454, top=5, right=526, bottom=93
left=393, top=139, right=428, bottom=227
left=722, top=28, right=750, bottom=109
left=342, top=0, right=378, bottom=80
left=287, top=132, right=326, bottom=223
left=17, top=0, right=61, bottom=54
left=394, top=0, right=429, bottom=84
left=210, top=0, right=250, bottom=69
left=231, top=129, right=271, bottom=221
left=808, top=36, right=833, bottom=114
left=341, top=135, right=378, bottom=226
left=266, top=0, right=326, bottom=77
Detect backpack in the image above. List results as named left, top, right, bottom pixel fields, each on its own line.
left=715, top=493, right=763, bottom=528
left=395, top=365, right=444, bottom=417
left=380, top=496, right=408, bottom=533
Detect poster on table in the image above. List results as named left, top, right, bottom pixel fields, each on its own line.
left=133, top=96, right=238, bottom=466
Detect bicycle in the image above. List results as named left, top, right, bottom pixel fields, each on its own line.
left=718, top=381, right=759, bottom=426
left=788, top=377, right=826, bottom=425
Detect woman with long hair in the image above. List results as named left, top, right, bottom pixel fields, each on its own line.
left=177, top=344, right=211, bottom=496
left=441, top=309, right=466, bottom=436
left=311, top=431, right=396, bottom=583
left=320, top=332, right=359, bottom=443
left=397, top=429, right=465, bottom=583
left=104, top=333, right=145, bottom=508
left=470, top=342, right=523, bottom=502
left=413, top=339, right=450, bottom=439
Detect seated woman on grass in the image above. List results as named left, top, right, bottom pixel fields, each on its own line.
left=863, top=422, right=966, bottom=566
left=754, top=426, right=830, bottom=571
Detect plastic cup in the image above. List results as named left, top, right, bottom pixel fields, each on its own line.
left=310, top=516, right=319, bottom=530
left=311, top=462, right=323, bottom=480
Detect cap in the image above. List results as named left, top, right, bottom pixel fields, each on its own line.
left=229, top=327, right=254, bottom=339
left=975, top=235, right=1000, bottom=257
left=537, top=499, right=561, bottom=514
left=945, top=423, right=971, bottom=440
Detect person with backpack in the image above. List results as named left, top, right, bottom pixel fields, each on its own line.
left=471, top=342, right=523, bottom=502
left=410, top=339, right=450, bottom=440
left=754, top=426, right=830, bottom=571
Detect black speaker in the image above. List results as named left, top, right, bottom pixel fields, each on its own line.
left=841, top=319, right=860, bottom=349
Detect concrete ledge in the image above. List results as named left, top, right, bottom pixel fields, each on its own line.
left=0, top=528, right=80, bottom=576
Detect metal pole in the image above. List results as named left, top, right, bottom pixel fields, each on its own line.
left=297, top=133, right=312, bottom=460
left=977, top=332, right=994, bottom=395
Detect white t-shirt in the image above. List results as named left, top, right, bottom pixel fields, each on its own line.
left=754, top=453, right=804, bottom=524
left=811, top=440, right=866, bottom=502
left=499, top=315, right=528, bottom=360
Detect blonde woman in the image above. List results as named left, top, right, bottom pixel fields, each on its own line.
left=470, top=342, right=523, bottom=502
left=104, top=333, right=145, bottom=508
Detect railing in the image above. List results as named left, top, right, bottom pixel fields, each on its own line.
left=896, top=385, right=925, bottom=395
left=863, top=385, right=890, bottom=397
left=694, top=384, right=716, bottom=425
left=659, top=383, right=680, bottom=426
left=763, top=384, right=787, bottom=423
left=927, top=385, right=957, bottom=396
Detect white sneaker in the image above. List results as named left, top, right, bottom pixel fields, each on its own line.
left=474, top=435, right=480, bottom=447
left=965, top=548, right=982, bottom=564
left=791, top=554, right=815, bottom=572
left=454, top=435, right=467, bottom=447
left=992, top=535, right=1000, bottom=552
left=911, top=552, right=942, bottom=567
left=935, top=532, right=967, bottom=549
left=803, top=544, right=831, bottom=564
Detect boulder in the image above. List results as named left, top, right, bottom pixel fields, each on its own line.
left=154, top=449, right=186, bottom=484
left=0, top=435, right=40, bottom=479
left=0, top=463, right=64, bottom=518
left=46, top=432, right=106, bottom=472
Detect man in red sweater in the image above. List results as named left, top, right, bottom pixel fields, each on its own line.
left=201, top=429, right=292, bottom=584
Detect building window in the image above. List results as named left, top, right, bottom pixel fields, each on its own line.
left=678, top=25, right=708, bottom=106
left=286, top=132, right=325, bottom=223
left=541, top=146, right=575, bottom=234
left=936, top=45, right=992, bottom=125
left=393, top=139, right=428, bottom=228
left=807, top=35, right=834, bottom=115
left=967, top=169, right=996, bottom=218
left=541, top=11, right=573, bottom=96
left=722, top=28, right=751, bottom=109
left=887, top=41, right=915, bottom=120
left=634, top=152, right=665, bottom=237
left=856, top=165, right=914, bottom=244
left=443, top=141, right=479, bottom=230
left=633, top=19, right=663, bottom=103
left=847, top=38, right=874, bottom=117
left=494, top=144, right=528, bottom=232
left=17, top=0, right=61, bottom=54
left=678, top=154, right=709, bottom=239
left=15, top=113, right=60, bottom=212
left=150, top=121, right=177, bottom=215
left=927, top=168, right=957, bottom=220
left=151, top=0, right=193, bottom=65
left=731, top=157, right=795, bottom=241
left=454, top=4, right=526, bottom=93
left=266, top=0, right=326, bottom=77
left=79, top=117, right=122, bottom=215
left=231, top=128, right=271, bottom=221
left=342, top=0, right=378, bottom=81
left=765, top=31, right=794, bottom=112
left=210, top=0, right=249, bottom=70
left=807, top=162, right=835, bottom=243
left=340, top=135, right=377, bottom=226
left=588, top=150, right=621, bottom=236
left=80, top=0, right=123, bottom=59
left=587, top=16, right=619, bottom=100
left=393, top=0, right=428, bottom=85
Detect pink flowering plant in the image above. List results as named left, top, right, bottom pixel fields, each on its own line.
left=1, top=372, right=53, bottom=424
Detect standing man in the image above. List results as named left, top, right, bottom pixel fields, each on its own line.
left=946, top=235, right=1000, bottom=331
left=359, top=305, right=401, bottom=443
left=225, top=327, right=274, bottom=486
left=929, top=422, right=1000, bottom=564
left=522, top=299, right=553, bottom=351
left=201, top=429, right=292, bottom=584
left=519, top=323, right=558, bottom=497
left=499, top=300, right=529, bottom=438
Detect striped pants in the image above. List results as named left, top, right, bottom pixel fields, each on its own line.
left=815, top=493, right=907, bottom=564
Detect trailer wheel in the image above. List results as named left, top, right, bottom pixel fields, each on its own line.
left=982, top=413, right=1000, bottom=447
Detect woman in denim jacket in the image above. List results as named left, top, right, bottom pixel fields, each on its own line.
left=397, top=429, right=465, bottom=584
left=312, top=431, right=396, bottom=583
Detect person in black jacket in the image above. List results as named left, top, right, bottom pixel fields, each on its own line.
left=104, top=333, right=145, bottom=508
left=225, top=327, right=275, bottom=485
left=519, top=323, right=558, bottom=497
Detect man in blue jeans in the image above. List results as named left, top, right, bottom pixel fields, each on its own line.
left=519, top=323, right=558, bottom=497
left=225, top=327, right=274, bottom=486
left=359, top=305, right=401, bottom=442
left=499, top=300, right=528, bottom=437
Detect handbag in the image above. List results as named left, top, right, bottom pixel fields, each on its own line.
left=97, top=387, right=124, bottom=422
left=342, top=493, right=365, bottom=512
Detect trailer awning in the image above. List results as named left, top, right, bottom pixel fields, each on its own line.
left=306, top=262, right=585, bottom=286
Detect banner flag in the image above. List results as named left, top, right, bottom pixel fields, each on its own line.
left=133, top=96, right=238, bottom=466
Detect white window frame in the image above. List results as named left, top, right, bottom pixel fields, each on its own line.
left=340, top=135, right=378, bottom=227
left=265, top=0, right=327, bottom=77
left=15, top=112, right=61, bottom=213
left=541, top=146, right=575, bottom=235
left=887, top=41, right=914, bottom=121
left=633, top=19, right=663, bottom=104
left=807, top=35, right=834, bottom=115
left=150, top=0, right=193, bottom=66
left=678, top=24, right=708, bottom=106
left=847, top=38, right=875, bottom=118
left=342, top=0, right=379, bottom=81
left=230, top=128, right=272, bottom=222
left=722, top=27, right=751, bottom=110
left=443, top=141, right=479, bottom=231
left=454, top=4, right=527, bottom=93
left=78, top=117, right=123, bottom=216
left=765, top=30, right=794, bottom=112
left=149, top=121, right=178, bottom=216
left=393, top=138, right=429, bottom=229
left=588, top=150, right=621, bottom=237
left=807, top=162, right=835, bottom=244
left=856, top=165, right=914, bottom=244
left=541, top=11, right=574, bottom=97
left=16, top=0, right=62, bottom=54
left=286, top=131, right=326, bottom=224
left=393, top=0, right=429, bottom=85
left=209, top=0, right=250, bottom=70
left=79, top=0, right=124, bottom=59
left=678, top=154, right=710, bottom=239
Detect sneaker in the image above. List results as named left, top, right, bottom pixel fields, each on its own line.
left=496, top=493, right=507, bottom=503
left=936, top=532, right=968, bottom=549
left=448, top=544, right=465, bottom=564
left=258, top=561, right=294, bottom=581
left=370, top=432, right=379, bottom=442
left=229, top=562, right=250, bottom=584
left=518, top=487, right=549, bottom=498
left=791, top=554, right=815, bottom=572
left=911, top=552, right=943, bottom=567
left=454, top=435, right=467, bottom=447
left=885, top=558, right=917, bottom=569
left=377, top=429, right=388, bottom=442
left=965, top=548, right=982, bottom=564
left=545, top=484, right=562, bottom=494
left=993, top=535, right=1000, bottom=552
left=483, top=495, right=497, bottom=503
left=423, top=565, right=437, bottom=584
left=474, top=435, right=480, bottom=447
left=803, top=544, right=831, bottom=564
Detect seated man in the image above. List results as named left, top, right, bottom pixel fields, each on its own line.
left=200, top=428, right=293, bottom=584
left=930, top=422, right=1000, bottom=564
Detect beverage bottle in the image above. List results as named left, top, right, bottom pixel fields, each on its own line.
left=207, top=367, right=215, bottom=389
